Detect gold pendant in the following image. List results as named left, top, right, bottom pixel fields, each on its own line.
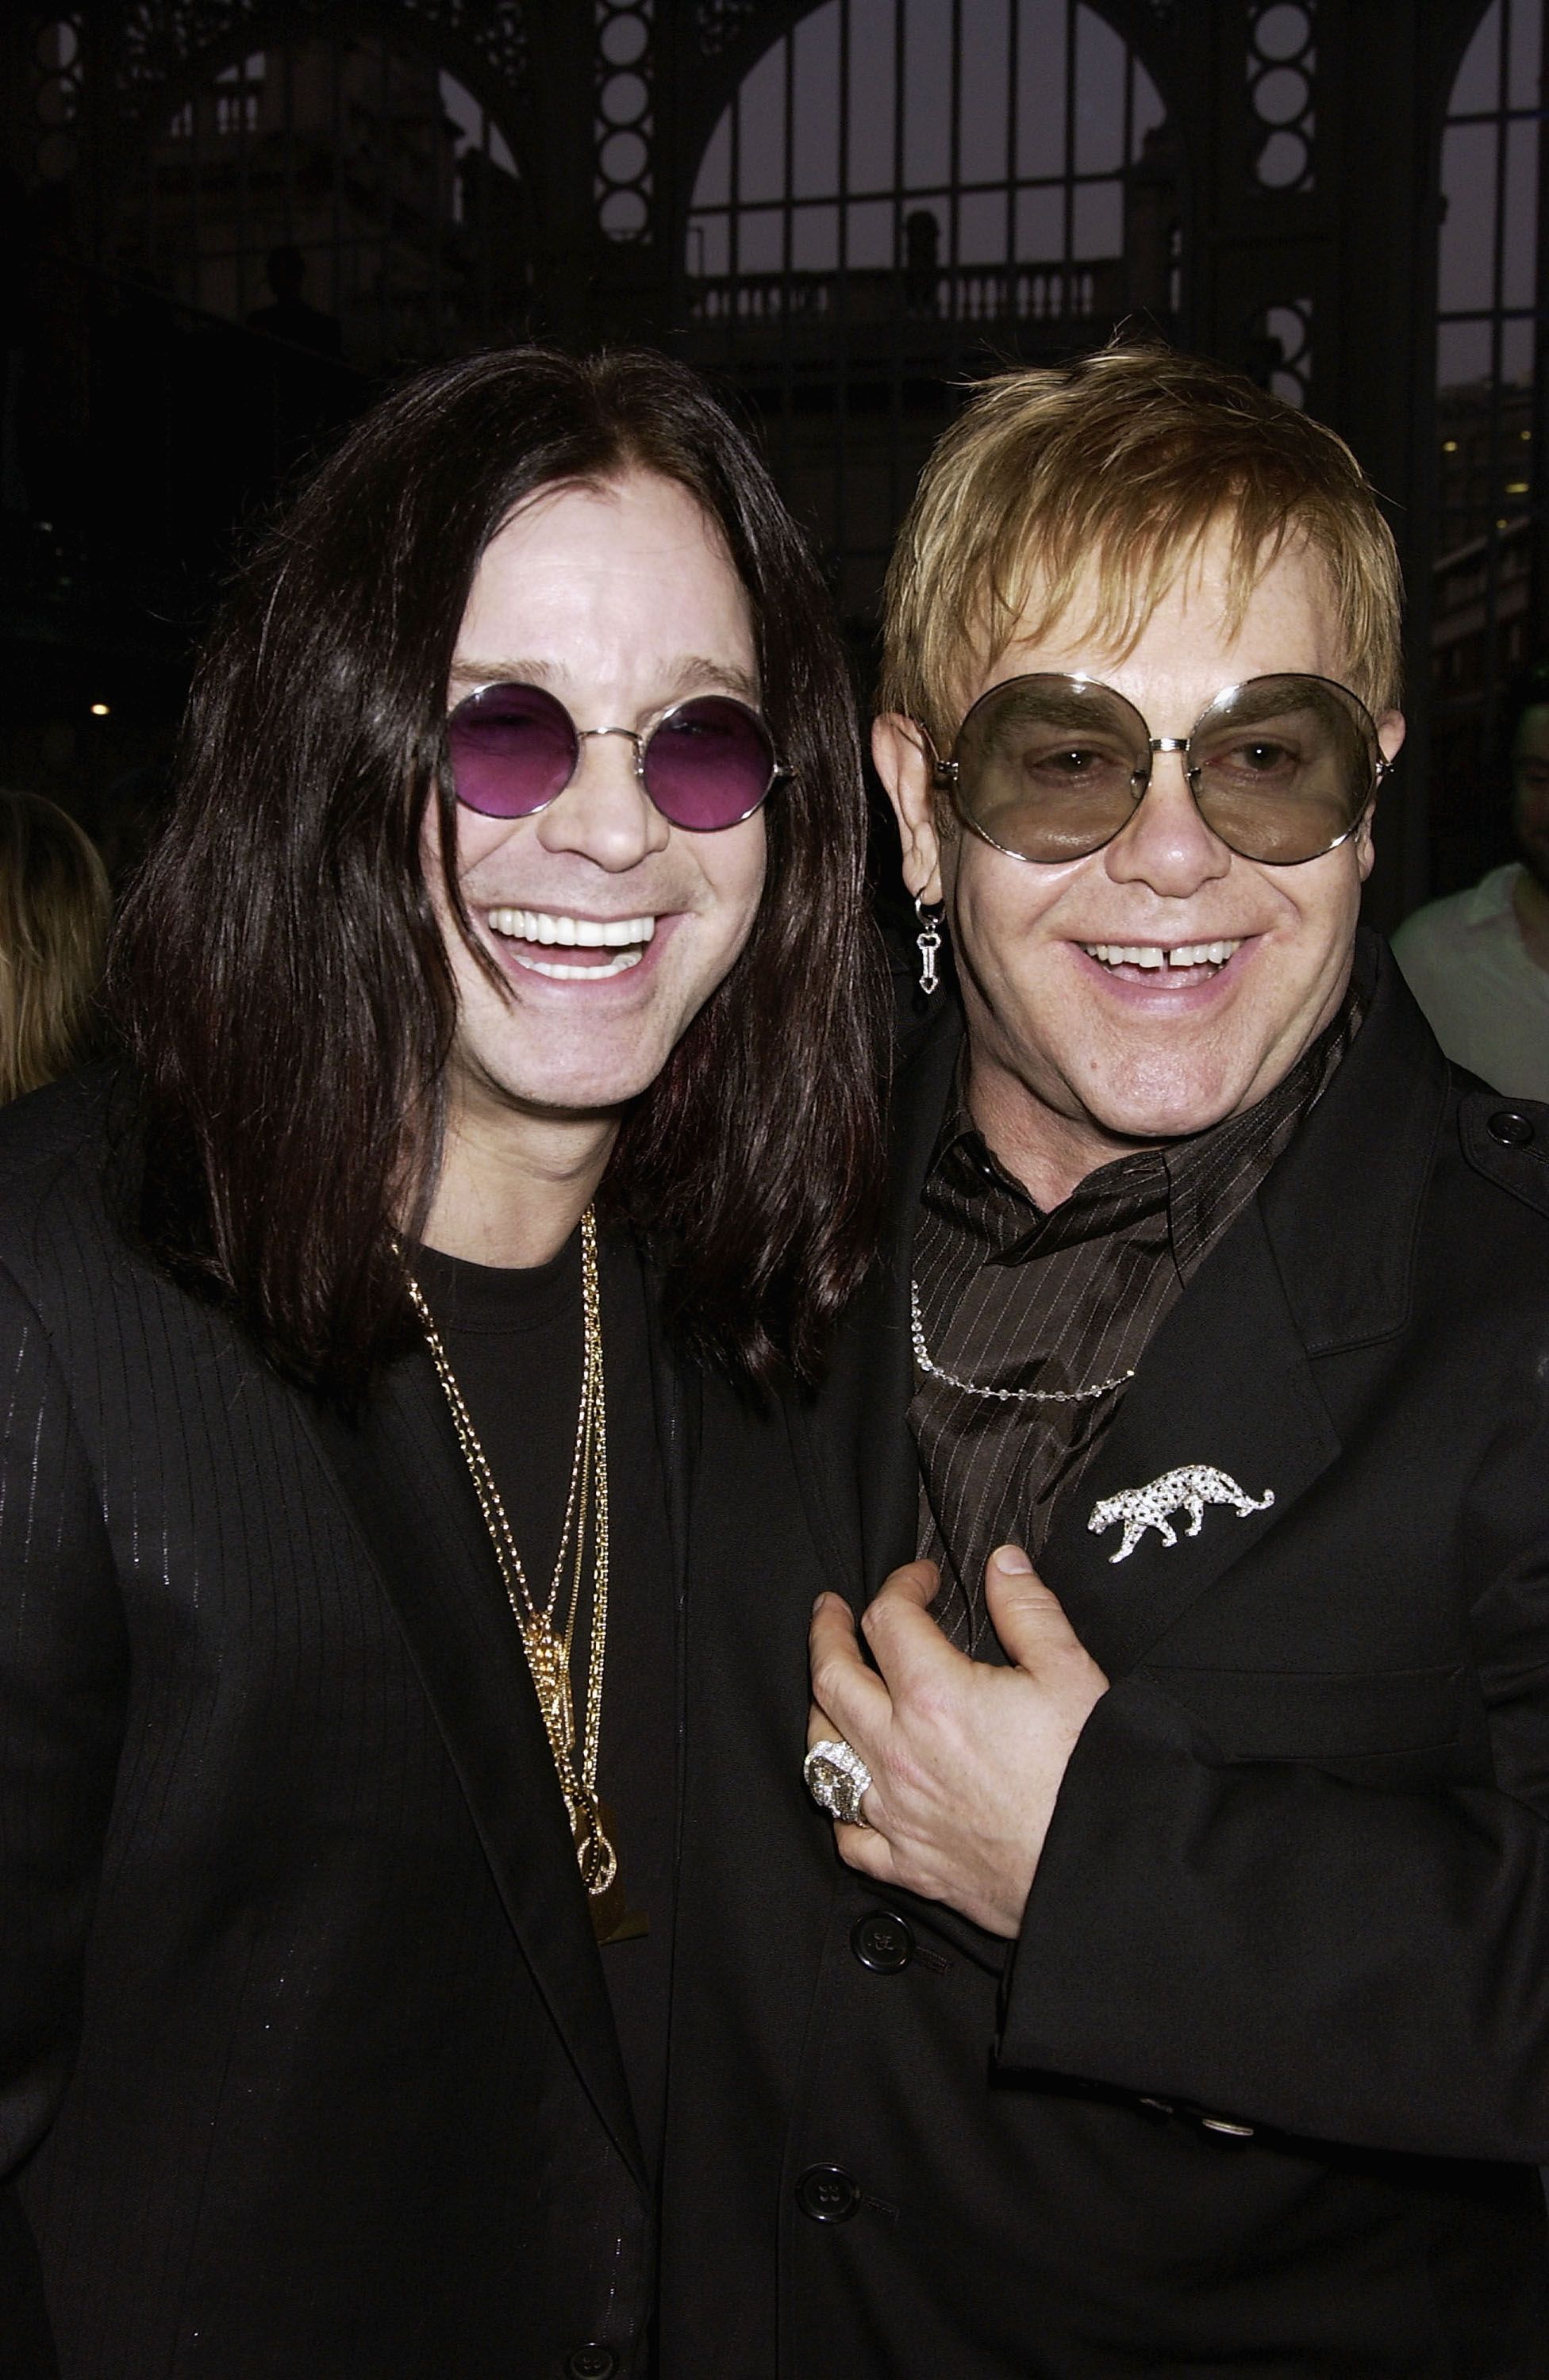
left=521, top=1613, right=575, bottom=1750
left=574, top=1793, right=648, bottom=1945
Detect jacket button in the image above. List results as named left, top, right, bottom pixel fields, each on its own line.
left=796, top=2163, right=862, bottom=2223
left=563, top=2349, right=617, bottom=2379
left=1489, top=1107, right=1536, bottom=1146
left=851, top=1910, right=915, bottom=1973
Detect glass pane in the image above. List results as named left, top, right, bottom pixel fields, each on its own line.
left=958, top=0, right=1011, bottom=187
left=790, top=200, right=840, bottom=269
left=1439, top=122, right=1498, bottom=312
left=902, top=0, right=953, bottom=189
left=791, top=5, right=840, bottom=197
left=846, top=194, right=894, bottom=265
left=1071, top=177, right=1120, bottom=259
left=1016, top=182, right=1065, bottom=256
left=1073, top=6, right=1126, bottom=175
left=1450, top=0, right=1502, bottom=115
left=1507, top=0, right=1542, bottom=108
left=848, top=0, right=897, bottom=191
left=734, top=44, right=788, bottom=204
left=1437, top=318, right=1489, bottom=396
left=1015, top=0, right=1067, bottom=179
left=1501, top=114, right=1539, bottom=309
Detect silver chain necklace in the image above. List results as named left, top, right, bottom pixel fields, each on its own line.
left=909, top=1280, right=1135, bottom=1404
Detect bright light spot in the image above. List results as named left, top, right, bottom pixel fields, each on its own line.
left=89, top=701, right=109, bottom=716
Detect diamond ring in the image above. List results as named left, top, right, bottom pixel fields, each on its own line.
left=803, top=1737, right=874, bottom=1828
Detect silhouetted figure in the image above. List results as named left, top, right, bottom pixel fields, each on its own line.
left=247, top=245, right=340, bottom=357
left=0, top=789, right=109, bottom=1103
left=1393, top=662, right=1549, bottom=1098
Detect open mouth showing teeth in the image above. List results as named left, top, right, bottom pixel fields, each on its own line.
left=1082, top=939, right=1243, bottom=975
left=486, top=908, right=657, bottom=980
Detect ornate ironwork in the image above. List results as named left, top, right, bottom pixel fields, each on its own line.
left=118, top=0, right=526, bottom=95
left=695, top=0, right=761, bottom=55
left=1246, top=0, right=1316, bottom=192
left=596, top=0, right=653, bottom=240
left=401, top=0, right=526, bottom=87
left=1261, top=295, right=1313, bottom=406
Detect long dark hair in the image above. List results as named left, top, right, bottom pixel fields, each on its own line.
left=109, top=348, right=887, bottom=1402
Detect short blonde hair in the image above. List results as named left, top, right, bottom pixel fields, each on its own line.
left=0, top=790, right=110, bottom=1104
left=878, top=342, right=1403, bottom=748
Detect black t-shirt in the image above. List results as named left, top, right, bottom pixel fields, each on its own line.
left=411, top=1226, right=675, bottom=2175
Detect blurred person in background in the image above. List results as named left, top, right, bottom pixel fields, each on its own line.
left=1392, top=662, right=1549, bottom=1097
left=0, top=785, right=110, bottom=1103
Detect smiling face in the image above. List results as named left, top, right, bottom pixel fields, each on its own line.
left=424, top=470, right=768, bottom=1167
left=876, top=524, right=1405, bottom=1204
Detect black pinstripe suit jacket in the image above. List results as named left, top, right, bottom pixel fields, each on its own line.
left=662, top=939, right=1549, bottom=2377
left=0, top=1074, right=658, bottom=2379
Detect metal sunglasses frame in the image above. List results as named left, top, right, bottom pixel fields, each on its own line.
left=924, top=671, right=1393, bottom=867
left=450, top=680, right=790, bottom=830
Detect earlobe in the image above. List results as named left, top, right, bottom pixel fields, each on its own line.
left=873, top=713, right=944, bottom=904
left=1355, top=805, right=1377, bottom=882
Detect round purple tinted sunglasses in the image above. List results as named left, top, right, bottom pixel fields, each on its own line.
left=447, top=680, right=786, bottom=833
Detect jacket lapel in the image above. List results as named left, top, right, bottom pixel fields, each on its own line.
left=304, top=1353, right=646, bottom=2191
left=805, top=938, right=1449, bottom=1683
left=992, top=941, right=1450, bottom=1678
left=1036, top=1197, right=1339, bottom=1674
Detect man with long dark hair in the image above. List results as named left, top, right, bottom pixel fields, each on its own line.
left=0, top=348, right=884, bottom=2376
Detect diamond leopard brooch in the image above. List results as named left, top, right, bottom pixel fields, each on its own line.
left=1087, top=1465, right=1274, bottom=1564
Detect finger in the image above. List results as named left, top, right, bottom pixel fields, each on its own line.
left=806, top=1696, right=862, bottom=1753
left=870, top=1557, right=942, bottom=1614
left=809, top=1593, right=894, bottom=1744
left=859, top=1560, right=972, bottom=1695
left=833, top=1818, right=901, bottom=1886
left=982, top=1545, right=1097, bottom=1672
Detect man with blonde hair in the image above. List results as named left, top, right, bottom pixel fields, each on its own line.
left=662, top=345, right=1549, bottom=2377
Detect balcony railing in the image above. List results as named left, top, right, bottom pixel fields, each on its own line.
left=683, top=259, right=1126, bottom=333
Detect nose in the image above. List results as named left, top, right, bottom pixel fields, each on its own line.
left=535, top=728, right=670, bottom=870
left=1103, top=747, right=1232, bottom=896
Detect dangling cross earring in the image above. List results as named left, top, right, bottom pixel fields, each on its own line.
left=914, top=893, right=945, bottom=998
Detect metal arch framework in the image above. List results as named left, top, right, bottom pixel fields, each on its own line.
left=0, top=0, right=1528, bottom=923
left=663, top=0, right=1189, bottom=257
left=110, top=0, right=529, bottom=108
left=27, top=0, right=536, bottom=242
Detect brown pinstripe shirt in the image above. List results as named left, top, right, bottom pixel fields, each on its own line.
left=913, top=968, right=1366, bottom=1651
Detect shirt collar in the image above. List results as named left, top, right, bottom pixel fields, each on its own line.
left=1460, top=862, right=1524, bottom=927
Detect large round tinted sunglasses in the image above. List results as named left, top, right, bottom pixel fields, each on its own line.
left=928, top=673, right=1392, bottom=868
left=447, top=680, right=786, bottom=833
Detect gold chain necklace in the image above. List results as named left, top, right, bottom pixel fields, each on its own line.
left=407, top=1209, right=623, bottom=1933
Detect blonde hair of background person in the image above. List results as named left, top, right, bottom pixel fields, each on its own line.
left=878, top=340, right=1404, bottom=762
left=0, top=789, right=110, bottom=1104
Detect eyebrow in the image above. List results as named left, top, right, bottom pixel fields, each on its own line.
left=448, top=654, right=763, bottom=710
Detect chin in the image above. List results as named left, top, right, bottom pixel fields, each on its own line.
left=1089, top=1065, right=1251, bottom=1143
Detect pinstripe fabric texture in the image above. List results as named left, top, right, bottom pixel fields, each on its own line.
left=0, top=1073, right=650, bottom=2378
left=912, top=974, right=1366, bottom=1649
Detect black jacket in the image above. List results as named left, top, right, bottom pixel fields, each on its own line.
left=0, top=1076, right=670, bottom=2379
left=660, top=940, right=1549, bottom=2378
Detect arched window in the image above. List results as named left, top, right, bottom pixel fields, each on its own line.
left=1432, top=0, right=1546, bottom=889
left=681, top=0, right=1177, bottom=623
